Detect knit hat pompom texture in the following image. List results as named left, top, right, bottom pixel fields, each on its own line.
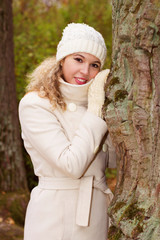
left=56, top=23, right=107, bottom=68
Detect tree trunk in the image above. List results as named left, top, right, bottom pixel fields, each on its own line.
left=0, top=0, right=28, bottom=192
left=104, top=0, right=160, bottom=239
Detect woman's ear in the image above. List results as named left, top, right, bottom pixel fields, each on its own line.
left=60, top=60, right=64, bottom=67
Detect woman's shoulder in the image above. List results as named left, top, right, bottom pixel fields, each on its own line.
left=19, top=91, right=50, bottom=110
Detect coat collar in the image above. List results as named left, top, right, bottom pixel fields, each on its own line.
left=59, top=78, right=93, bottom=105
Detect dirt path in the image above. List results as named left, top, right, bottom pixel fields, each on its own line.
left=0, top=222, right=23, bottom=240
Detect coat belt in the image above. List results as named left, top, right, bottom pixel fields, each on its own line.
left=38, top=176, right=113, bottom=227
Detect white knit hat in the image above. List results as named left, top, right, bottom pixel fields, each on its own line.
left=56, top=23, right=107, bottom=68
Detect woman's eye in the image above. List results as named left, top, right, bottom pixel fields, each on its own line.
left=74, top=58, right=83, bottom=63
left=92, top=63, right=100, bottom=68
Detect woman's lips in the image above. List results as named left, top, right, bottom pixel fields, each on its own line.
left=74, top=77, right=88, bottom=85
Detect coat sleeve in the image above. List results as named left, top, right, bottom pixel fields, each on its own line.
left=19, top=93, right=108, bottom=179
left=105, top=133, right=117, bottom=168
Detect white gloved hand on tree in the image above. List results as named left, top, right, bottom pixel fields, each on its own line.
left=88, top=69, right=110, bottom=118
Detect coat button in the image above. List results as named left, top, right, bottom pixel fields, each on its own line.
left=94, top=146, right=99, bottom=154
left=102, top=143, right=108, bottom=152
left=68, top=103, right=77, bottom=112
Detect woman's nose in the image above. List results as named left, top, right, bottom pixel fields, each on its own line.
left=80, top=64, right=89, bottom=76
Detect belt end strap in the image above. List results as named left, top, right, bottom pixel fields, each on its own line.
left=76, top=176, right=93, bottom=227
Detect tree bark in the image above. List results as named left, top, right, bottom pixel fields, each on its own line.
left=105, top=0, right=160, bottom=239
left=0, top=0, right=28, bottom=191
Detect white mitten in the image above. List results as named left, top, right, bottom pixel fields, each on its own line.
left=88, top=69, right=110, bottom=118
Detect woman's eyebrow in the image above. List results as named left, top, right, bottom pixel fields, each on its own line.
left=93, top=61, right=101, bottom=64
left=73, top=54, right=85, bottom=58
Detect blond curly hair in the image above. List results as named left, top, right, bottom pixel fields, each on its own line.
left=26, top=57, right=66, bottom=110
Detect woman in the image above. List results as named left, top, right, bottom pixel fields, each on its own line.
left=19, top=23, right=116, bottom=240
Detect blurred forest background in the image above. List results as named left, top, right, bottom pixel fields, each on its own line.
left=0, top=0, right=116, bottom=239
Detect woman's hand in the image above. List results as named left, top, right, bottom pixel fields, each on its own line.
left=88, top=69, right=110, bottom=118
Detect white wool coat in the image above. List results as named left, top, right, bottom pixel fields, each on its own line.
left=19, top=78, right=117, bottom=240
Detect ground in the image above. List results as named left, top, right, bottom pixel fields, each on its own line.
left=0, top=191, right=29, bottom=240
left=0, top=221, right=23, bottom=240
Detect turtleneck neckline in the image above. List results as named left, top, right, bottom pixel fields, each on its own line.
left=59, top=78, right=93, bottom=105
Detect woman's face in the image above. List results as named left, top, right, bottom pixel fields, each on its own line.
left=61, top=52, right=101, bottom=85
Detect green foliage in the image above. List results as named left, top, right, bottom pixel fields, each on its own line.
left=105, top=168, right=117, bottom=179
left=10, top=198, right=25, bottom=226
left=0, top=192, right=29, bottom=227
left=13, top=0, right=112, bottom=189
